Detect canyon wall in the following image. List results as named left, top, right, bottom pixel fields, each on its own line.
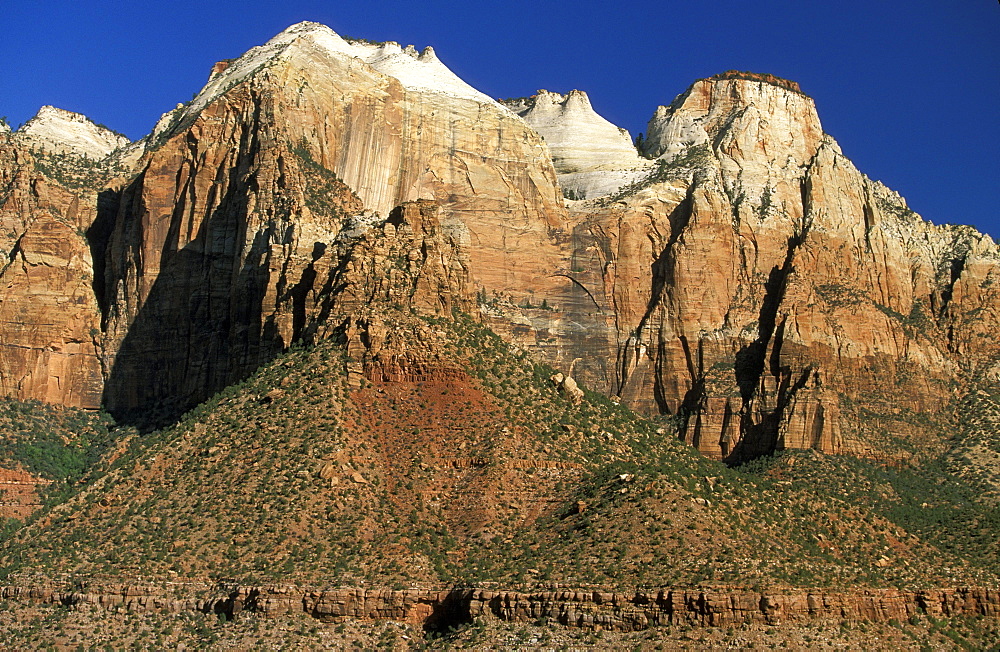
left=559, top=74, right=1000, bottom=460
left=96, top=23, right=571, bottom=421
left=0, top=136, right=105, bottom=408
left=1, top=29, right=998, bottom=465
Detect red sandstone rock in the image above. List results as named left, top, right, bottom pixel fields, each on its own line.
left=1, top=24, right=998, bottom=468
left=0, top=136, right=104, bottom=408
left=2, top=582, right=996, bottom=632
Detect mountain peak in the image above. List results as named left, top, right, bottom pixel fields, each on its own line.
left=159, top=22, right=499, bottom=148
left=504, top=90, right=639, bottom=167
left=707, top=70, right=805, bottom=95
left=503, top=89, right=648, bottom=199
left=642, top=71, right=821, bottom=163
left=15, top=105, right=129, bottom=159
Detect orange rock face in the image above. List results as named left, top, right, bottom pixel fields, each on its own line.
left=1, top=24, right=998, bottom=466
left=0, top=137, right=104, bottom=408
left=561, top=76, right=1000, bottom=460
left=2, top=581, right=997, bottom=631
left=96, top=25, right=566, bottom=421
left=0, top=467, right=51, bottom=519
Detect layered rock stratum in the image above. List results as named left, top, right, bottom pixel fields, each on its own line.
left=1, top=29, right=1000, bottom=644
left=4, top=581, right=998, bottom=631
left=0, top=136, right=105, bottom=408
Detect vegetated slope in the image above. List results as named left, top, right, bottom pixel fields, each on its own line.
left=0, top=399, right=115, bottom=484
left=1, top=311, right=997, bottom=593
left=0, top=399, right=117, bottom=520
left=948, top=357, right=1000, bottom=504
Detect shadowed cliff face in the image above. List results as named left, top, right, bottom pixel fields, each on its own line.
left=99, top=84, right=336, bottom=423
left=94, top=25, right=573, bottom=424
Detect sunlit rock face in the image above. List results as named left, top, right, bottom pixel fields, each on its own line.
left=503, top=90, right=652, bottom=200
left=562, top=72, right=1000, bottom=461
left=2, top=25, right=998, bottom=467
left=16, top=106, right=130, bottom=159
left=95, top=22, right=572, bottom=419
left=0, top=135, right=104, bottom=408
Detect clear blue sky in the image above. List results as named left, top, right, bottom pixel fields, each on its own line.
left=4, top=1, right=998, bottom=238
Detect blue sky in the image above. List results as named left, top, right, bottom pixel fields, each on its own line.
left=4, top=1, right=998, bottom=237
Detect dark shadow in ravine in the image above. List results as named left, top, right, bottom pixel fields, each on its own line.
left=422, top=590, right=474, bottom=635
left=726, top=234, right=802, bottom=465
left=87, top=188, right=121, bottom=320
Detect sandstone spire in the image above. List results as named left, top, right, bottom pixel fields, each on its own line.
left=504, top=89, right=651, bottom=199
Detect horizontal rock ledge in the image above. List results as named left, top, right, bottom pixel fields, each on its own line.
left=1, top=582, right=997, bottom=631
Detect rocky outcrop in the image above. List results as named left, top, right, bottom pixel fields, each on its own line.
left=3, top=581, right=997, bottom=632
left=98, top=76, right=362, bottom=421
left=96, top=22, right=570, bottom=422
left=330, top=200, right=476, bottom=387
left=559, top=74, right=1000, bottom=460
left=708, top=70, right=804, bottom=94
left=0, top=468, right=51, bottom=518
left=1, top=22, right=998, bottom=468
left=15, top=106, right=129, bottom=159
left=0, top=136, right=104, bottom=408
left=504, top=90, right=650, bottom=200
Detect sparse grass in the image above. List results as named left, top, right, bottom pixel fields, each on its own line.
left=1, top=312, right=996, bottom=595
left=600, top=143, right=713, bottom=204
left=28, top=147, right=131, bottom=193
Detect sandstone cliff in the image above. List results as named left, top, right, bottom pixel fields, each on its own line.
left=0, top=135, right=105, bottom=408
left=1, top=25, right=997, bottom=469
left=559, top=72, right=1000, bottom=460
left=3, top=581, right=997, bottom=633
left=96, top=22, right=570, bottom=421
left=503, top=90, right=651, bottom=200
left=2, top=25, right=1000, bottom=647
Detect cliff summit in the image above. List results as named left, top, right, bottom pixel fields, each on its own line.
left=15, top=105, right=129, bottom=159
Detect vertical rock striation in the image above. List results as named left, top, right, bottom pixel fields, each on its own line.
left=0, top=135, right=105, bottom=408
left=97, top=22, right=568, bottom=422
left=565, top=72, right=1000, bottom=460
left=1, top=27, right=998, bottom=469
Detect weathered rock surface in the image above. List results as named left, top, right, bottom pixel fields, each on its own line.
left=0, top=135, right=104, bottom=408
left=15, top=106, right=130, bottom=159
left=504, top=90, right=651, bottom=200
left=3, top=581, right=997, bottom=632
left=1, top=26, right=998, bottom=469
left=557, top=72, right=1000, bottom=460
left=0, top=468, right=50, bottom=518
left=97, top=22, right=570, bottom=421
